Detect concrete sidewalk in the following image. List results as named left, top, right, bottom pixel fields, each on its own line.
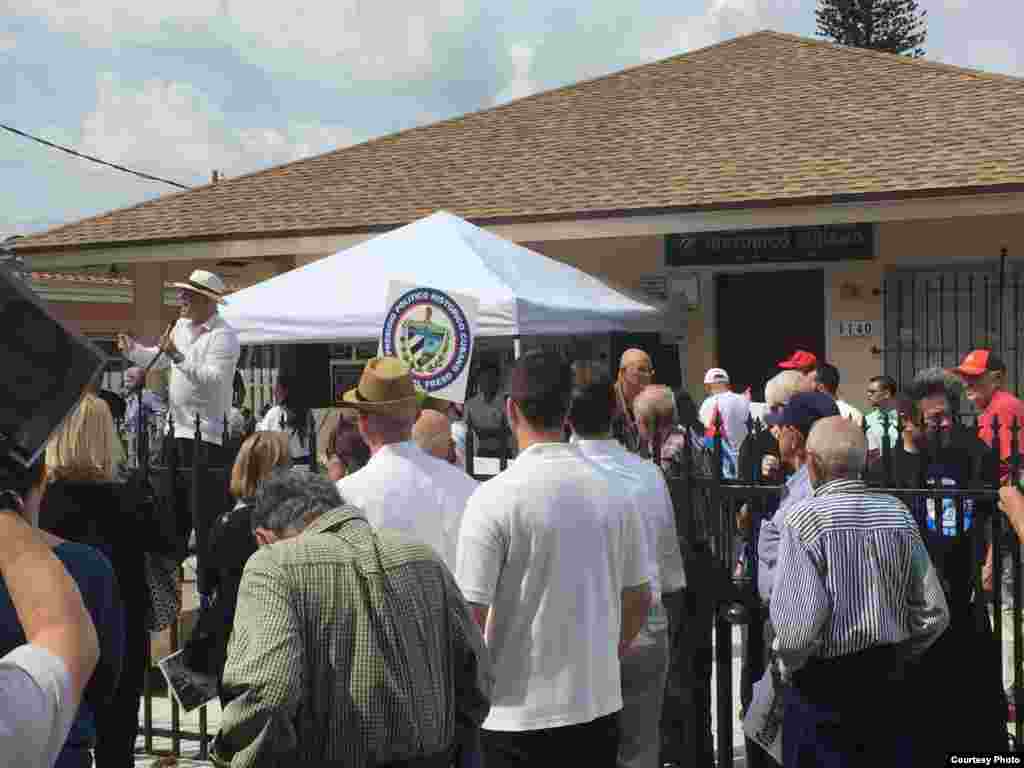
left=133, top=628, right=749, bottom=767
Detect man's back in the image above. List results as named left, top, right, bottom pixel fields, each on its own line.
left=772, top=481, right=948, bottom=666
left=337, top=442, right=478, bottom=569
left=699, top=391, right=750, bottom=448
left=576, top=439, right=686, bottom=601
left=456, top=443, right=648, bottom=732
left=218, top=506, right=490, bottom=767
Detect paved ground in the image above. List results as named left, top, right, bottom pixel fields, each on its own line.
left=134, top=561, right=752, bottom=764
left=132, top=627, right=750, bottom=767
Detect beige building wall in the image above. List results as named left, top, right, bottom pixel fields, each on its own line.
left=120, top=211, right=1024, bottom=416
left=531, top=213, right=1024, bottom=413
left=829, top=213, right=1024, bottom=410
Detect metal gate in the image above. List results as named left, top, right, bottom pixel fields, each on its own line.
left=883, top=250, right=1022, bottom=394
left=664, top=415, right=1023, bottom=766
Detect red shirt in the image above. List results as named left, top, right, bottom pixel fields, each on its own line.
left=978, top=390, right=1024, bottom=473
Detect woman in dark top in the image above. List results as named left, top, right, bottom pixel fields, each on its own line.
left=184, top=431, right=290, bottom=700
left=868, top=385, right=1006, bottom=760
left=255, top=373, right=312, bottom=463
left=40, top=393, right=179, bottom=767
left=0, top=451, right=124, bottom=768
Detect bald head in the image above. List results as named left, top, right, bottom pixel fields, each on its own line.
left=413, top=409, right=454, bottom=462
left=124, top=367, right=144, bottom=391
left=634, top=385, right=676, bottom=441
left=618, top=348, right=654, bottom=403
left=620, top=348, right=651, bottom=370
left=806, top=416, right=867, bottom=486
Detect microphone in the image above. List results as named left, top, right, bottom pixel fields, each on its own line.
left=137, top=323, right=175, bottom=390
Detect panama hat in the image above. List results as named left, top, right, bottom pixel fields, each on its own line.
left=342, top=357, right=420, bottom=415
left=171, top=270, right=228, bottom=304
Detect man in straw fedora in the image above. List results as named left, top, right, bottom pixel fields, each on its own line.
left=118, top=269, right=240, bottom=583
left=337, top=357, right=478, bottom=572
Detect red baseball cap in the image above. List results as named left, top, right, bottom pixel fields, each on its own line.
left=778, top=350, right=818, bottom=370
left=953, top=349, right=1007, bottom=377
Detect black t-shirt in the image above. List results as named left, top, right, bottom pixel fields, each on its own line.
left=868, top=427, right=996, bottom=612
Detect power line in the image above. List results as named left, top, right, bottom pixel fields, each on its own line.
left=1, top=122, right=192, bottom=190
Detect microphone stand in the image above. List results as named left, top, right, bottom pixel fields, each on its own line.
left=131, top=324, right=173, bottom=477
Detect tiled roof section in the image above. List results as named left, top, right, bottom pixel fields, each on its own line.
left=17, top=31, right=1024, bottom=253
left=31, top=272, right=241, bottom=291
left=32, top=271, right=133, bottom=286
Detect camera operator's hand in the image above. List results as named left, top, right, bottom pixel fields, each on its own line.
left=762, top=455, right=781, bottom=480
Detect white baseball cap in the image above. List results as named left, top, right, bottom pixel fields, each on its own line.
left=704, top=368, right=730, bottom=384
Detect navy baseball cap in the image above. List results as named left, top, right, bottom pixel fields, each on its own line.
left=764, top=391, right=839, bottom=434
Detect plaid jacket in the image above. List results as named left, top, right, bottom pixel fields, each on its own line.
left=211, top=505, right=492, bottom=767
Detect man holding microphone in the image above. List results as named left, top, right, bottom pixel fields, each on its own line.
left=117, top=270, right=240, bottom=591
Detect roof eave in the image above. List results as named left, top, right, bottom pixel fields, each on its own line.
left=15, top=182, right=1024, bottom=257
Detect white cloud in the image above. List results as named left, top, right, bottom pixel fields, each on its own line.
left=638, top=0, right=801, bottom=61
left=964, top=39, right=1022, bottom=77
left=493, top=44, right=539, bottom=105
left=10, top=0, right=472, bottom=82
left=76, top=73, right=359, bottom=186
left=0, top=33, right=16, bottom=51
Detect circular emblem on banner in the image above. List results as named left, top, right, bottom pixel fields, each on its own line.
left=382, top=288, right=472, bottom=393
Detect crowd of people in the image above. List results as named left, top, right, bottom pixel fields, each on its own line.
left=4, top=268, right=1024, bottom=768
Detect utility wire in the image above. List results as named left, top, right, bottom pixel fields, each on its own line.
left=1, top=122, right=192, bottom=190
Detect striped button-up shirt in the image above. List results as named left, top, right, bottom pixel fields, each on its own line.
left=770, top=480, right=949, bottom=679
left=212, top=506, right=492, bottom=767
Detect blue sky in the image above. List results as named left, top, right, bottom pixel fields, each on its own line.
left=2, top=0, right=1020, bottom=236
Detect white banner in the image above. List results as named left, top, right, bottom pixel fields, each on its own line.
left=381, top=281, right=479, bottom=404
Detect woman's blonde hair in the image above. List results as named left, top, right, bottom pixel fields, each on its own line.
left=46, top=393, right=118, bottom=483
left=230, top=431, right=291, bottom=500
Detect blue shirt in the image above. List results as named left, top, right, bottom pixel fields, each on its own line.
left=0, top=541, right=124, bottom=767
left=758, top=464, right=813, bottom=604
left=123, top=389, right=165, bottom=433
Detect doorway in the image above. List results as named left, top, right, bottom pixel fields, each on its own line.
left=715, top=270, right=825, bottom=401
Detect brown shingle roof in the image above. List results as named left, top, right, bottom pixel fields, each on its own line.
left=30, top=271, right=242, bottom=291
left=17, top=31, right=1024, bottom=253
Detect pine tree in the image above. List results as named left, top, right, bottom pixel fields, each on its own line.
left=816, top=0, right=927, bottom=58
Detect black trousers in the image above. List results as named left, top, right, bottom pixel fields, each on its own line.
left=161, top=436, right=229, bottom=595
left=660, top=586, right=714, bottom=768
left=480, top=712, right=620, bottom=768
left=377, top=749, right=456, bottom=768
left=783, top=645, right=914, bottom=768
left=93, top=619, right=147, bottom=766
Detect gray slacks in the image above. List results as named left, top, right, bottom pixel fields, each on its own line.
left=618, top=627, right=670, bottom=768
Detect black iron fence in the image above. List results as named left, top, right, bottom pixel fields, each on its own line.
left=663, top=411, right=1024, bottom=766
left=127, top=389, right=1024, bottom=764
left=128, top=386, right=321, bottom=761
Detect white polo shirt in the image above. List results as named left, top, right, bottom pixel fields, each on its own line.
left=0, top=645, right=76, bottom=768
left=576, top=438, right=686, bottom=636
left=456, top=442, right=650, bottom=732
left=336, top=441, right=478, bottom=570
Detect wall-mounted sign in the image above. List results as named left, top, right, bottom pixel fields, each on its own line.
left=837, top=320, right=878, bottom=338
left=665, top=224, right=874, bottom=267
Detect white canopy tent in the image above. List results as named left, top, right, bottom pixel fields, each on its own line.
left=222, top=211, right=664, bottom=344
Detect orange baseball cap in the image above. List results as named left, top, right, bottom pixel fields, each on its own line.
left=778, top=350, right=818, bottom=370
left=953, top=349, right=1007, bottom=377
